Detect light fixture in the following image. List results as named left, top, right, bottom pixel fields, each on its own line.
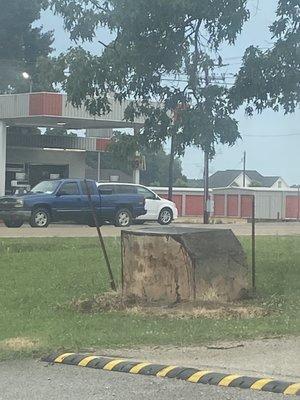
left=22, top=72, right=30, bottom=80
left=22, top=72, right=33, bottom=92
left=57, top=122, right=67, bottom=126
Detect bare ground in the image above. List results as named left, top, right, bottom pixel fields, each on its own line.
left=0, top=221, right=300, bottom=238
left=92, top=337, right=300, bottom=382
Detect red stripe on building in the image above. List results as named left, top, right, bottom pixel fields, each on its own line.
left=96, top=138, right=111, bottom=151
left=213, top=194, right=225, bottom=216
left=286, top=196, right=299, bottom=219
left=241, top=195, right=253, bottom=218
left=185, top=195, right=203, bottom=216
left=227, top=195, right=239, bottom=217
left=29, top=93, right=62, bottom=116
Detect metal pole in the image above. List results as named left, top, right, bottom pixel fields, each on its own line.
left=243, top=151, right=246, bottom=187
left=97, top=152, right=101, bottom=182
left=84, top=179, right=117, bottom=291
left=297, top=185, right=300, bottom=221
left=252, top=195, right=256, bottom=291
left=29, top=79, right=33, bottom=93
left=168, top=133, right=175, bottom=201
left=203, top=150, right=210, bottom=224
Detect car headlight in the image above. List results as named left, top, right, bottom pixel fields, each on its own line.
left=14, top=199, right=24, bottom=208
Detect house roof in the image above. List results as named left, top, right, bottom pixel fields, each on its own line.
left=198, top=170, right=281, bottom=188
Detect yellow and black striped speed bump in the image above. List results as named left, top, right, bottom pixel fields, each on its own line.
left=42, top=352, right=300, bottom=396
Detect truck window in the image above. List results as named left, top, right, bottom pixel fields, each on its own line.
left=59, top=182, right=80, bottom=195
left=115, top=185, right=137, bottom=194
left=80, top=181, right=96, bottom=195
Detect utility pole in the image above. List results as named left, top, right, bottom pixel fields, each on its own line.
left=203, top=150, right=210, bottom=224
left=168, top=132, right=175, bottom=201
left=203, top=67, right=210, bottom=225
left=297, top=184, right=300, bottom=221
left=243, top=151, right=246, bottom=187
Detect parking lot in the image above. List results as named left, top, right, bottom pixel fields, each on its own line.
left=0, top=221, right=299, bottom=238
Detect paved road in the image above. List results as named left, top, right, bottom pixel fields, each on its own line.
left=0, top=221, right=299, bottom=238
left=0, top=360, right=287, bottom=400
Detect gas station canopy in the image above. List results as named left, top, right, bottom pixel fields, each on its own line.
left=0, top=92, right=144, bottom=129
left=0, top=92, right=145, bottom=195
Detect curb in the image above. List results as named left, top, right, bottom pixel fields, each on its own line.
left=42, top=352, right=300, bottom=396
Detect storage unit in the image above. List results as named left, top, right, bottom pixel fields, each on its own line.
left=150, top=186, right=299, bottom=220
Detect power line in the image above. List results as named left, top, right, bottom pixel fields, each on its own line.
left=244, top=133, right=300, bottom=138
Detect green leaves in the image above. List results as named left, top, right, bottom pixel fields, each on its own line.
left=0, top=0, right=54, bottom=93
left=51, top=0, right=249, bottom=156
left=231, top=0, right=300, bottom=114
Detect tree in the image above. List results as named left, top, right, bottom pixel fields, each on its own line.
left=0, top=0, right=63, bottom=94
left=86, top=132, right=187, bottom=186
left=231, top=0, right=299, bottom=114
left=50, top=0, right=249, bottom=197
left=44, top=127, right=78, bottom=137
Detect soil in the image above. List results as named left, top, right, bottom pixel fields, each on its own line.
left=70, top=291, right=271, bottom=320
left=90, top=337, right=300, bottom=382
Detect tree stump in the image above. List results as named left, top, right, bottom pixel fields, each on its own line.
left=121, top=227, right=250, bottom=304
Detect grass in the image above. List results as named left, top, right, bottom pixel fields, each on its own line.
left=0, top=236, right=299, bottom=361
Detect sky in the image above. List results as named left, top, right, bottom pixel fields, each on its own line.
left=40, top=1, right=300, bottom=185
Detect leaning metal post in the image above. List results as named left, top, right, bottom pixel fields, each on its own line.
left=84, top=179, right=117, bottom=291
left=252, top=195, right=256, bottom=291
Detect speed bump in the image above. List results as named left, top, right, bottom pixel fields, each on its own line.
left=42, top=352, right=300, bottom=396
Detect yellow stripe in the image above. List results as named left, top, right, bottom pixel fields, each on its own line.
left=156, top=366, right=178, bottom=378
left=284, top=383, right=300, bottom=395
left=187, top=370, right=212, bottom=383
left=103, top=359, right=125, bottom=371
left=251, top=378, right=273, bottom=390
left=219, top=374, right=241, bottom=387
left=54, top=353, right=74, bottom=363
left=78, top=356, right=99, bottom=367
left=130, top=362, right=152, bottom=374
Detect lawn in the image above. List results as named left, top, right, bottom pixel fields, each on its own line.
left=0, top=236, right=299, bottom=361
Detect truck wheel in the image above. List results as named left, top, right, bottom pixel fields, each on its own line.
left=158, top=208, right=173, bottom=225
left=115, top=209, right=132, bottom=227
left=30, top=208, right=50, bottom=228
left=3, top=218, right=24, bottom=228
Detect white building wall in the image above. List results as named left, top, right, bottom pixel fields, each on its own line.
left=271, top=178, right=290, bottom=190
left=6, top=148, right=86, bottom=179
left=254, top=191, right=285, bottom=219
left=232, top=173, right=252, bottom=187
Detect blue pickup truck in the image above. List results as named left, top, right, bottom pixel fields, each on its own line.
left=0, top=179, right=146, bottom=228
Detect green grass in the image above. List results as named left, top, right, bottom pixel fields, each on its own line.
left=0, top=236, right=299, bottom=361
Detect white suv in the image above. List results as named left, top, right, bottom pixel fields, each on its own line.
left=97, top=183, right=178, bottom=225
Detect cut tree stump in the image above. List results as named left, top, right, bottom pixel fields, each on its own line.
left=121, top=227, right=250, bottom=304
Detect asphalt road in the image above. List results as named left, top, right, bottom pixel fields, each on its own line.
left=0, top=360, right=287, bottom=400
left=0, top=221, right=299, bottom=238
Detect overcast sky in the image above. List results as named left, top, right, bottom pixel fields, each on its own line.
left=40, top=1, right=300, bottom=185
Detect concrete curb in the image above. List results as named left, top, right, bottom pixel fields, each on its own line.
left=42, top=352, right=300, bottom=396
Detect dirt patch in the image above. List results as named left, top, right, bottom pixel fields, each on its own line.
left=94, top=337, right=300, bottom=381
left=0, top=337, right=39, bottom=351
left=70, top=291, right=271, bottom=320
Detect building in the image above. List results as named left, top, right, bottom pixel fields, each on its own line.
left=152, top=186, right=300, bottom=220
left=198, top=170, right=289, bottom=189
left=0, top=92, right=144, bottom=195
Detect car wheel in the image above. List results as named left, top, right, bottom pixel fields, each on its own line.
left=115, top=209, right=132, bottom=227
left=158, top=208, right=173, bottom=225
left=3, top=218, right=24, bottom=228
left=30, top=208, right=50, bottom=228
